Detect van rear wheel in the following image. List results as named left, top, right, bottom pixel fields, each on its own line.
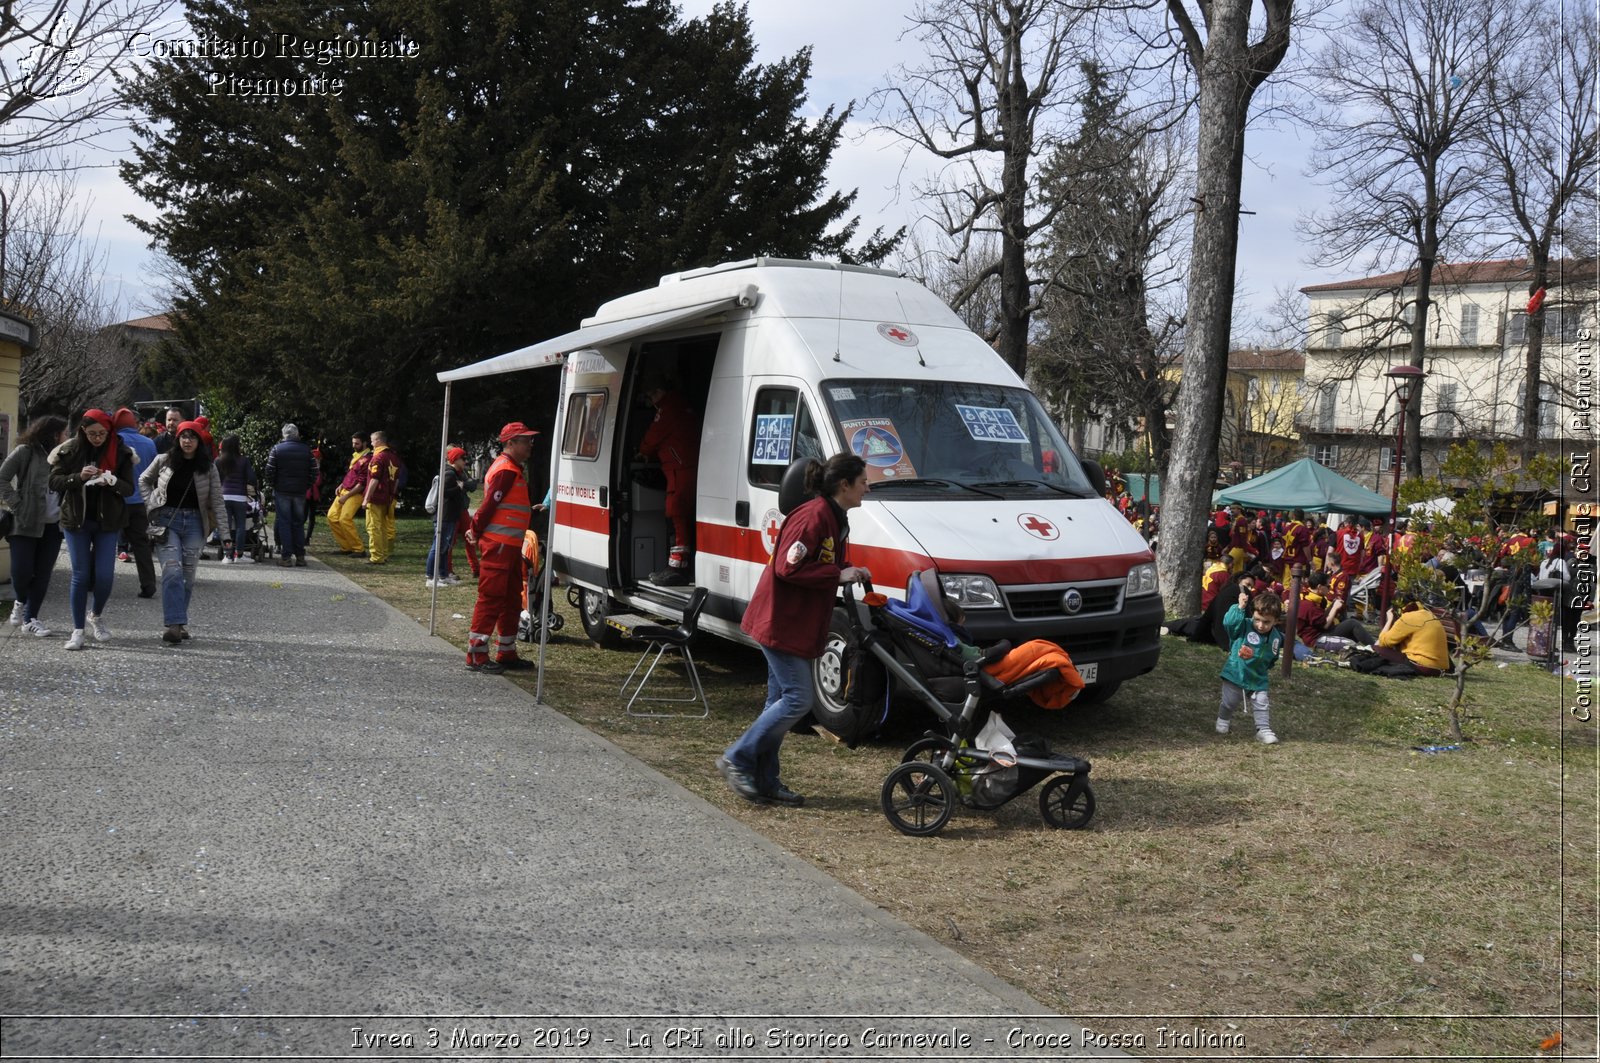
left=578, top=588, right=625, bottom=649
left=810, top=608, right=867, bottom=742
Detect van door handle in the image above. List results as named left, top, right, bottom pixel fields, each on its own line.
left=599, top=486, right=608, bottom=508
left=735, top=501, right=750, bottom=527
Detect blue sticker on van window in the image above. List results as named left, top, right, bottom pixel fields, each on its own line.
left=955, top=405, right=1028, bottom=443
left=752, top=414, right=794, bottom=465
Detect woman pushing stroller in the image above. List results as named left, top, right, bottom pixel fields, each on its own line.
left=717, top=453, right=871, bottom=808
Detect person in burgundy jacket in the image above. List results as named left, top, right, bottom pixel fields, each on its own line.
left=717, top=453, right=872, bottom=808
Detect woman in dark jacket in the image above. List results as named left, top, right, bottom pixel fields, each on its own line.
left=216, top=435, right=259, bottom=563
left=48, top=409, right=135, bottom=650
left=717, top=453, right=872, bottom=808
left=0, top=414, right=68, bottom=635
left=425, top=447, right=473, bottom=586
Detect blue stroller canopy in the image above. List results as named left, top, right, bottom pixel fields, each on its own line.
left=882, top=570, right=961, bottom=649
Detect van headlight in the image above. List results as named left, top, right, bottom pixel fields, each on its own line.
left=940, top=574, right=1001, bottom=609
left=1126, top=563, right=1158, bottom=597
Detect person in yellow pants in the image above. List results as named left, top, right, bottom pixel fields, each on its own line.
left=362, top=430, right=402, bottom=564
left=326, top=431, right=370, bottom=554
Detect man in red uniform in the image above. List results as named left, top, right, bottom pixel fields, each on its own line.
left=463, top=422, right=538, bottom=673
left=1332, top=517, right=1365, bottom=603
left=636, top=379, right=701, bottom=586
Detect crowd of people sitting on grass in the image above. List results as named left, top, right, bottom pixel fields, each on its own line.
left=1169, top=502, right=1590, bottom=679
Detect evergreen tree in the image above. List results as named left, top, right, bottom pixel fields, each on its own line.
left=121, top=0, right=895, bottom=450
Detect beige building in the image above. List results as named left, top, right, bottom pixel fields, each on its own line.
left=1298, top=259, right=1594, bottom=495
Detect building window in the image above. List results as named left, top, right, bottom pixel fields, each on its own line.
left=1430, top=381, right=1457, bottom=429
left=1540, top=380, right=1560, bottom=434
left=1380, top=446, right=1395, bottom=471
left=1318, top=382, right=1339, bottom=431
left=1313, top=444, right=1340, bottom=469
left=1507, top=311, right=1526, bottom=345
left=1460, top=303, right=1480, bottom=346
left=1324, top=311, right=1344, bottom=348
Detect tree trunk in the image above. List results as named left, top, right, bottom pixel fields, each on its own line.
left=1156, top=2, right=1254, bottom=616
left=1519, top=253, right=1549, bottom=462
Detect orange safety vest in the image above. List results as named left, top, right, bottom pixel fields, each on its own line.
left=480, top=452, right=533, bottom=550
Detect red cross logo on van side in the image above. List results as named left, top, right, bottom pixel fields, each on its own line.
left=1018, top=513, right=1059, bottom=540
left=761, top=508, right=784, bottom=555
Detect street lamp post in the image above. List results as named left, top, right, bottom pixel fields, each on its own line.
left=1381, top=364, right=1426, bottom=615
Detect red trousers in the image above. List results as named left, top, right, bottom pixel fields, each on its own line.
left=468, top=541, right=524, bottom=662
left=665, top=467, right=696, bottom=554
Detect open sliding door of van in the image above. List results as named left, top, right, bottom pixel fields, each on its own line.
left=551, top=349, right=623, bottom=595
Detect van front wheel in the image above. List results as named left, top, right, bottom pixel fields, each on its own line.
left=578, top=588, right=625, bottom=649
left=810, top=609, right=866, bottom=741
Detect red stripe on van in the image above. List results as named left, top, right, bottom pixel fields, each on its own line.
left=554, top=501, right=609, bottom=535
left=691, top=521, right=1145, bottom=588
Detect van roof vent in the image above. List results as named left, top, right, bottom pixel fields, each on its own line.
left=661, top=257, right=902, bottom=285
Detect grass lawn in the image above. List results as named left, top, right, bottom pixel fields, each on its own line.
left=319, top=511, right=1598, bottom=1059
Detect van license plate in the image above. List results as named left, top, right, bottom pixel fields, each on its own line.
left=1079, top=663, right=1098, bottom=684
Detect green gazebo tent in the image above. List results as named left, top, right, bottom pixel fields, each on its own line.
left=1214, top=458, right=1392, bottom=516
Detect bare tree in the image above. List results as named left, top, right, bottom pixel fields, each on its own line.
left=1300, top=0, right=1537, bottom=473
left=0, top=0, right=166, bottom=155
left=1032, top=62, right=1190, bottom=471
left=1474, top=3, right=1598, bottom=458
left=1153, top=0, right=1294, bottom=617
left=872, top=0, right=1101, bottom=378
left=897, top=227, right=1004, bottom=338
left=3, top=152, right=129, bottom=415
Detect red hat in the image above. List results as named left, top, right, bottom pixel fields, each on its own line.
left=498, top=422, right=538, bottom=443
left=111, top=407, right=139, bottom=431
left=446, top=447, right=467, bottom=462
left=177, top=420, right=205, bottom=438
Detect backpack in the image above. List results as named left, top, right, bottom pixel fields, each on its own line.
left=424, top=474, right=440, bottom=515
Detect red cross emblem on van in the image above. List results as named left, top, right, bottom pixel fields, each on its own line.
left=1018, top=513, right=1058, bottom=540
left=876, top=322, right=918, bottom=346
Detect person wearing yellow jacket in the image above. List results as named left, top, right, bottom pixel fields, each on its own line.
left=326, top=431, right=370, bottom=554
left=361, top=431, right=402, bottom=564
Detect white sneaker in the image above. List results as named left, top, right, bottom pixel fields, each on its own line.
left=87, top=613, right=111, bottom=642
left=64, top=629, right=86, bottom=651
left=443, top=573, right=461, bottom=585
left=424, top=578, right=439, bottom=588
left=237, top=555, right=255, bottom=564
left=8, top=601, right=24, bottom=625
left=21, top=618, right=50, bottom=637
left=1256, top=729, right=1279, bottom=745
left=221, top=555, right=233, bottom=565
left=1215, top=718, right=1230, bottom=734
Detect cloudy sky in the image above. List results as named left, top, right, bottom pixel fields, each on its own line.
left=81, top=0, right=1341, bottom=330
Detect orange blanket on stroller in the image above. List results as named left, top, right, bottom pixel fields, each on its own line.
left=982, top=639, right=1086, bottom=709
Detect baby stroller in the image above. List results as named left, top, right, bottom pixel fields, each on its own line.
left=517, top=529, right=564, bottom=641
left=239, top=495, right=272, bottom=562
left=846, top=571, right=1096, bottom=837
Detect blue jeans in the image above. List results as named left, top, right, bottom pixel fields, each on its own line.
left=225, top=500, right=250, bottom=558
left=154, top=507, right=204, bottom=625
left=8, top=525, right=63, bottom=621
left=275, top=494, right=308, bottom=558
left=63, top=520, right=119, bottom=629
left=724, top=646, right=814, bottom=794
left=424, top=521, right=456, bottom=578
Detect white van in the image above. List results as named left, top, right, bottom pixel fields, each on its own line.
left=447, top=258, right=1161, bottom=732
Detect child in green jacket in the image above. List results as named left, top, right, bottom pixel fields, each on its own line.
left=1217, top=588, right=1285, bottom=744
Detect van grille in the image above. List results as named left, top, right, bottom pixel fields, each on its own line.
left=1004, top=581, right=1124, bottom=620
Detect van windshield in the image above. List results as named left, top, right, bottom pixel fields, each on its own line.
left=818, top=379, right=1098, bottom=500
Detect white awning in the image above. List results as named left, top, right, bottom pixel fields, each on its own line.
left=436, top=295, right=747, bottom=383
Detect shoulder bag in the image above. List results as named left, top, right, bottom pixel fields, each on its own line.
left=149, top=466, right=195, bottom=545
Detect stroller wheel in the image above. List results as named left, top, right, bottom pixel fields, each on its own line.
left=880, top=761, right=955, bottom=837
left=1039, top=774, right=1096, bottom=830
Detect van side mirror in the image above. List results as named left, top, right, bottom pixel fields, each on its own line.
left=778, top=458, right=811, bottom=515
left=1081, top=458, right=1107, bottom=498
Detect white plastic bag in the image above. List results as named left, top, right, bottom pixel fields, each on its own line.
left=976, top=711, right=1016, bottom=757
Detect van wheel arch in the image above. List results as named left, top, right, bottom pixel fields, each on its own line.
left=578, top=587, right=626, bottom=648
left=810, top=608, right=868, bottom=741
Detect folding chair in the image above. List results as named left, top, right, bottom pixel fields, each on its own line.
left=618, top=587, right=710, bottom=718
